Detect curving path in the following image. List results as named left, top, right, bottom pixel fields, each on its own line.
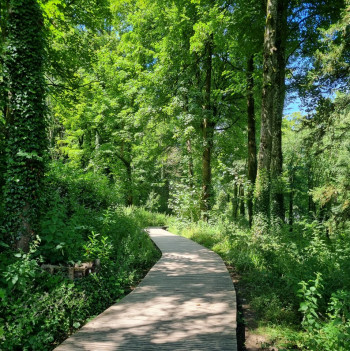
left=54, top=227, right=237, bottom=351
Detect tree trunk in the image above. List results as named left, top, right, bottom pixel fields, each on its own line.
left=239, top=184, right=245, bottom=217
left=126, top=162, right=133, bottom=206
left=187, top=139, right=194, bottom=189
left=232, top=183, right=238, bottom=219
left=254, top=0, right=279, bottom=232
left=159, top=165, right=170, bottom=212
left=246, top=55, right=257, bottom=227
left=201, top=34, right=214, bottom=221
left=3, top=0, right=47, bottom=252
left=94, top=130, right=100, bottom=173
left=307, top=162, right=316, bottom=215
left=288, top=168, right=294, bottom=231
left=271, top=0, right=287, bottom=222
left=117, top=144, right=133, bottom=206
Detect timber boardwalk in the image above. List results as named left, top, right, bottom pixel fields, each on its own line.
left=54, top=228, right=237, bottom=350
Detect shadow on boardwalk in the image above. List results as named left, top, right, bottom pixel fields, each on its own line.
left=54, top=228, right=237, bottom=351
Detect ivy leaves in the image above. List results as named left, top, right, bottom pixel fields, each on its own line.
left=2, top=0, right=47, bottom=251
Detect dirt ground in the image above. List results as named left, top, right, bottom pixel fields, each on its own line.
left=227, top=265, right=278, bottom=351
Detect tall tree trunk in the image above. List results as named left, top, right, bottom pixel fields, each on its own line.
left=3, top=0, right=46, bottom=252
left=0, top=1, right=10, bottom=192
left=254, top=0, right=279, bottom=232
left=271, top=0, right=287, bottom=222
left=201, top=34, right=214, bottom=221
left=246, top=55, right=257, bottom=227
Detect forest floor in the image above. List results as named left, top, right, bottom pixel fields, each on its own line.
left=227, top=266, right=278, bottom=351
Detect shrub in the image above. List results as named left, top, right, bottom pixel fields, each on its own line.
left=0, top=164, right=161, bottom=350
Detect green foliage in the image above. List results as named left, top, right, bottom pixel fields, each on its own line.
left=1, top=266, right=128, bottom=350
left=168, top=182, right=201, bottom=221
left=296, top=274, right=350, bottom=350
left=169, top=217, right=350, bottom=349
left=0, top=206, right=161, bottom=350
left=36, top=162, right=119, bottom=263
left=83, top=231, right=113, bottom=262
left=4, top=244, right=41, bottom=293
left=298, top=273, right=324, bottom=333
left=0, top=155, right=163, bottom=350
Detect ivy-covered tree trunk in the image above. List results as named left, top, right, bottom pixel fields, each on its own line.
left=271, top=0, right=287, bottom=222
left=246, top=55, right=257, bottom=227
left=0, top=0, right=10, bottom=188
left=253, top=0, right=279, bottom=234
left=3, top=0, right=47, bottom=251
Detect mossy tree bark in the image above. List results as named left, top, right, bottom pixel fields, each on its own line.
left=201, top=35, right=214, bottom=221
left=271, top=0, right=287, bottom=222
left=246, top=55, right=257, bottom=227
left=0, top=0, right=10, bottom=188
left=254, top=0, right=279, bottom=234
left=3, top=0, right=47, bottom=251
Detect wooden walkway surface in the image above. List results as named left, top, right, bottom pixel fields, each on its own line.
left=54, top=228, right=237, bottom=350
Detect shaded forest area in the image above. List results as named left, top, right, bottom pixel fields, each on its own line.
left=0, top=0, right=350, bottom=350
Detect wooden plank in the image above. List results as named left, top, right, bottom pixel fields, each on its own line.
left=54, top=228, right=237, bottom=350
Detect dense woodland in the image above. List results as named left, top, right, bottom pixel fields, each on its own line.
left=0, top=0, right=350, bottom=350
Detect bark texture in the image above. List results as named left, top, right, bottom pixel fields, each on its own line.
left=246, top=55, right=257, bottom=227
left=254, top=0, right=279, bottom=231
left=201, top=35, right=214, bottom=220
left=271, top=0, right=287, bottom=221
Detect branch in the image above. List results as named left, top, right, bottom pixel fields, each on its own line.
left=45, top=75, right=100, bottom=91
left=215, top=116, right=241, bottom=131
left=115, top=151, right=130, bottom=167
left=286, top=37, right=308, bottom=63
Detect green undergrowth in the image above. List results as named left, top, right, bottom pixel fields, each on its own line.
left=167, top=218, right=350, bottom=350
left=0, top=163, right=166, bottom=351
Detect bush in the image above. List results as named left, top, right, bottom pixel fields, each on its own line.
left=0, top=164, right=162, bottom=351
left=0, top=207, right=161, bottom=351
left=296, top=274, right=350, bottom=351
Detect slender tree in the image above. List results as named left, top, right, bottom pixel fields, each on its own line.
left=201, top=34, right=215, bottom=219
